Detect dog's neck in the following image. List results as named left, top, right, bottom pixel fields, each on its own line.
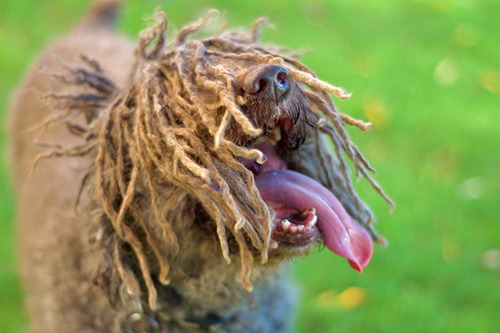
left=126, top=261, right=295, bottom=332
left=90, top=181, right=296, bottom=331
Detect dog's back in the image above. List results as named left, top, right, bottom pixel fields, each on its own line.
left=8, top=1, right=134, bottom=331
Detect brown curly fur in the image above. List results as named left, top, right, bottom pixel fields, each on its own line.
left=8, top=1, right=393, bottom=332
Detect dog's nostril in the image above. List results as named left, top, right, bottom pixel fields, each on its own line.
left=255, top=79, right=269, bottom=94
left=240, top=65, right=290, bottom=99
left=276, top=72, right=289, bottom=88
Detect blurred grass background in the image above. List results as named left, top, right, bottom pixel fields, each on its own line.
left=1, top=0, right=499, bottom=332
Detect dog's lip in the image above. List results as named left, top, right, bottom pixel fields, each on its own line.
left=271, top=226, right=319, bottom=245
left=255, top=169, right=373, bottom=272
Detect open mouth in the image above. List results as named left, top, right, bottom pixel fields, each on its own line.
left=243, top=121, right=373, bottom=272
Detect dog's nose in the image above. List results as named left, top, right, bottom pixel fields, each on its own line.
left=239, top=65, right=290, bottom=100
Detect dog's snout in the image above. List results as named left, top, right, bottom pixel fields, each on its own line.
left=239, top=65, right=290, bottom=100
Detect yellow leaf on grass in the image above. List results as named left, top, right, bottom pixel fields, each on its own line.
left=434, top=58, right=459, bottom=86
left=454, top=23, right=477, bottom=47
left=335, top=286, right=367, bottom=309
left=480, top=68, right=500, bottom=94
left=442, top=239, right=461, bottom=263
left=363, top=98, right=389, bottom=128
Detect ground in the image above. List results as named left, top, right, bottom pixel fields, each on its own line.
left=0, top=0, right=499, bottom=332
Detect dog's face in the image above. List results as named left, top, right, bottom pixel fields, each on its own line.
left=153, top=35, right=374, bottom=267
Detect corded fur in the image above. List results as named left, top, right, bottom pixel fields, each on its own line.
left=33, top=11, right=394, bottom=312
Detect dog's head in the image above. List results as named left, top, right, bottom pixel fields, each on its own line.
left=50, top=11, right=393, bottom=310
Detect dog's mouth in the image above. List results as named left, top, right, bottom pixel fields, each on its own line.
left=244, top=123, right=373, bottom=272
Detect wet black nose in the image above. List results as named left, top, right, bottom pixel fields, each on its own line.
left=239, top=65, right=290, bottom=100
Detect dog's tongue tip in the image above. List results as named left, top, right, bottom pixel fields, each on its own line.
left=324, top=225, right=372, bottom=273
left=348, top=259, right=363, bottom=273
left=338, top=221, right=373, bottom=272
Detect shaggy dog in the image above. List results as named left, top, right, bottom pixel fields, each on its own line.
left=8, top=0, right=393, bottom=332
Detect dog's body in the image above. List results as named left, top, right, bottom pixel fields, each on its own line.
left=9, top=6, right=134, bottom=332
left=9, top=1, right=392, bottom=332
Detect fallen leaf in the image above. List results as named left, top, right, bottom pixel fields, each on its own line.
left=363, top=97, right=389, bottom=128
left=335, top=286, right=367, bottom=309
left=442, top=239, right=461, bottom=263
left=434, top=58, right=459, bottom=86
left=454, top=23, right=477, bottom=47
left=456, top=177, right=485, bottom=200
left=479, top=68, right=500, bottom=94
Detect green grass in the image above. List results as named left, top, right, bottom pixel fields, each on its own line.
left=1, top=0, right=499, bottom=332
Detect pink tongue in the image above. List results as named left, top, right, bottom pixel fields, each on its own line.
left=255, top=169, right=373, bottom=272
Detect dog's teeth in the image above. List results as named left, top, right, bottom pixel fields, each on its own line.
left=290, top=225, right=298, bottom=234
left=265, top=127, right=282, bottom=146
left=308, top=215, right=318, bottom=227
left=300, top=208, right=317, bottom=224
left=254, top=136, right=267, bottom=145
left=253, top=126, right=282, bottom=147
left=281, top=219, right=291, bottom=231
left=301, top=208, right=316, bottom=218
left=297, top=225, right=305, bottom=233
left=273, top=127, right=282, bottom=144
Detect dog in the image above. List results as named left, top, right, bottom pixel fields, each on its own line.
left=8, top=0, right=393, bottom=332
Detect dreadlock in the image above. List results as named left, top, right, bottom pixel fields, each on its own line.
left=34, top=11, right=394, bottom=311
